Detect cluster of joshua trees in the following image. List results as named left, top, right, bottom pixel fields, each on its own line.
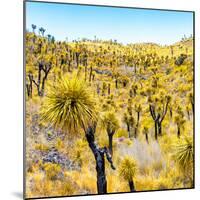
left=26, top=26, right=194, bottom=194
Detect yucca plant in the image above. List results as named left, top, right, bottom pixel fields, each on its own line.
left=41, top=75, right=115, bottom=194
left=101, top=111, right=119, bottom=155
left=41, top=75, right=97, bottom=132
left=173, top=136, right=193, bottom=184
left=174, top=106, right=186, bottom=138
left=123, top=112, right=134, bottom=138
left=119, top=156, right=137, bottom=192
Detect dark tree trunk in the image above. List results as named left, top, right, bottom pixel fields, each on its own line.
left=145, top=133, right=149, bottom=144
left=41, top=76, right=47, bottom=96
left=170, top=108, right=173, bottom=118
left=187, top=109, right=190, bottom=120
left=26, top=84, right=30, bottom=97
left=127, top=124, right=131, bottom=138
left=85, top=66, right=87, bottom=81
left=75, top=53, right=80, bottom=68
left=86, top=126, right=107, bottom=194
left=155, top=121, right=158, bottom=140
left=41, top=64, right=52, bottom=96
left=89, top=66, right=93, bottom=82
left=133, top=89, right=136, bottom=97
left=26, top=74, right=33, bottom=98
left=85, top=125, right=115, bottom=194
left=37, top=65, right=42, bottom=96
left=191, top=102, right=194, bottom=116
left=128, top=180, right=136, bottom=192
left=177, top=125, right=180, bottom=138
left=68, top=61, right=71, bottom=72
left=108, top=83, right=111, bottom=95
left=115, top=79, right=118, bottom=89
left=92, top=73, right=95, bottom=81
left=108, top=133, right=113, bottom=156
left=134, top=111, right=140, bottom=138
left=158, top=121, right=162, bottom=136
left=97, top=84, right=100, bottom=95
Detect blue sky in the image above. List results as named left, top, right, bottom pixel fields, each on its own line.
left=26, top=1, right=193, bottom=45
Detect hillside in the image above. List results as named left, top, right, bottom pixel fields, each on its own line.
left=25, top=30, right=194, bottom=198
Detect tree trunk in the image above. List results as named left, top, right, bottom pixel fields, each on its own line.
left=89, top=66, right=92, bottom=82
left=134, top=65, right=137, bottom=74
left=115, top=79, right=118, bottom=89
left=191, top=102, right=194, bottom=116
left=154, top=121, right=158, bottom=140
left=85, top=66, right=87, bottom=81
left=75, top=53, right=79, bottom=68
left=128, top=180, right=136, bottom=192
left=134, top=111, right=140, bottom=138
left=170, top=108, right=173, bottom=118
left=108, top=83, right=111, bottom=95
left=108, top=133, right=113, bottom=156
left=127, top=124, right=131, bottom=138
left=86, top=127, right=107, bottom=194
left=26, top=84, right=30, bottom=97
left=68, top=61, right=71, bottom=72
left=85, top=125, right=115, bottom=194
left=158, top=121, right=162, bottom=136
left=187, top=109, right=190, bottom=120
left=145, top=133, right=149, bottom=144
left=177, top=125, right=180, bottom=138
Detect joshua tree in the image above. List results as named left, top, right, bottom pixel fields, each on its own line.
left=89, top=66, right=93, bottom=82
left=39, top=27, right=46, bottom=36
left=188, top=92, right=194, bottom=115
left=26, top=73, right=33, bottom=98
left=174, top=107, right=186, bottom=138
left=119, top=156, right=137, bottom=192
left=101, top=111, right=119, bottom=155
left=170, top=46, right=174, bottom=57
left=143, top=126, right=149, bottom=144
left=129, top=83, right=138, bottom=98
left=134, top=104, right=142, bottom=138
left=47, top=34, right=51, bottom=42
left=41, top=76, right=115, bottom=194
left=31, top=24, right=37, bottom=33
left=107, top=83, right=111, bottom=95
left=32, top=60, right=52, bottom=96
left=123, top=112, right=134, bottom=138
left=149, top=94, right=171, bottom=140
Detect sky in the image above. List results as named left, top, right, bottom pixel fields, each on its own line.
left=25, top=1, right=193, bottom=45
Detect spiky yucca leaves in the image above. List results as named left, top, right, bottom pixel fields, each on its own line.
left=101, top=111, right=119, bottom=136
left=101, top=111, right=119, bottom=155
left=119, top=156, right=137, bottom=191
left=173, top=136, right=193, bottom=183
left=40, top=75, right=97, bottom=133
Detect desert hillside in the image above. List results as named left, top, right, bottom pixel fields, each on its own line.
left=25, top=29, right=194, bottom=198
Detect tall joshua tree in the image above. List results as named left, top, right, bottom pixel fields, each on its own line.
left=149, top=94, right=171, bottom=140
left=32, top=60, right=52, bottom=96
left=119, top=156, right=137, bottom=192
left=174, top=107, right=186, bottom=138
left=39, top=27, right=46, bottom=36
left=41, top=75, right=115, bottom=194
left=188, top=92, right=194, bottom=115
left=101, top=111, right=119, bottom=155
left=31, top=24, right=36, bottom=33
left=143, top=126, right=149, bottom=144
left=134, top=103, right=142, bottom=138
left=123, top=112, right=134, bottom=139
